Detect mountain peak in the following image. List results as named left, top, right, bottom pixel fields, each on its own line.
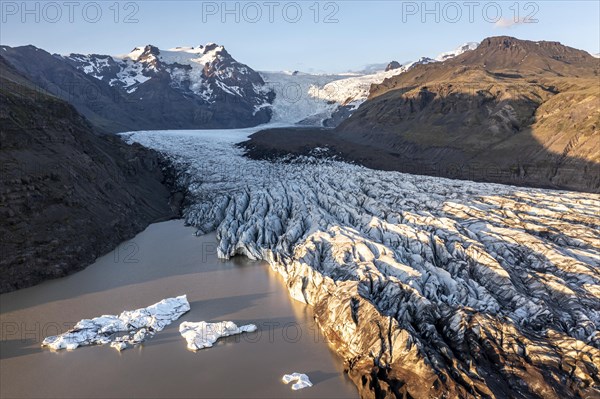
left=476, top=36, right=595, bottom=57
left=126, top=45, right=160, bottom=61
left=385, top=61, right=401, bottom=71
left=455, top=36, right=598, bottom=75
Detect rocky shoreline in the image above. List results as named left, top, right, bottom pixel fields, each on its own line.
left=0, top=57, right=184, bottom=292
left=0, top=142, right=183, bottom=293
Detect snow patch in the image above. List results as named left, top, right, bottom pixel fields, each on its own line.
left=435, top=42, right=479, bottom=61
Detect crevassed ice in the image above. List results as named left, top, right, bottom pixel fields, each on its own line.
left=124, top=128, right=600, bottom=396
left=42, top=295, right=190, bottom=351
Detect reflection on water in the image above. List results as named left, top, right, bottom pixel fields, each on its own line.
left=0, top=220, right=357, bottom=399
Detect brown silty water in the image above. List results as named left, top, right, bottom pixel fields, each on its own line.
left=0, top=220, right=357, bottom=398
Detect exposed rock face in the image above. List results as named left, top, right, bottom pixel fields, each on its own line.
left=0, top=56, right=177, bottom=292
left=0, top=44, right=274, bottom=132
left=385, top=61, right=401, bottom=72
left=127, top=128, right=600, bottom=399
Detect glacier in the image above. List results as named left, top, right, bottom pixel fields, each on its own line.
left=259, top=71, right=348, bottom=124
left=179, top=321, right=258, bottom=351
left=258, top=43, right=480, bottom=126
left=42, top=295, right=190, bottom=351
left=124, top=128, right=599, bottom=398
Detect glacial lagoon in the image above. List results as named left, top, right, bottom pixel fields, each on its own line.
left=0, top=220, right=357, bottom=398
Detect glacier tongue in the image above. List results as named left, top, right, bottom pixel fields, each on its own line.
left=125, top=129, right=600, bottom=398
left=42, top=295, right=190, bottom=351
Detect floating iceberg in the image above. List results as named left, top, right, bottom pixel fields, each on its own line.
left=179, top=321, right=257, bottom=351
left=42, top=295, right=190, bottom=351
left=282, top=373, right=313, bottom=390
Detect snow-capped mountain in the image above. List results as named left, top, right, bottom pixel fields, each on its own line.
left=271, top=42, right=479, bottom=126
left=0, top=43, right=275, bottom=131
left=62, top=43, right=273, bottom=112
left=0, top=40, right=481, bottom=130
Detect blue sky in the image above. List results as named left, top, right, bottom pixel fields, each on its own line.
left=1, top=1, right=599, bottom=72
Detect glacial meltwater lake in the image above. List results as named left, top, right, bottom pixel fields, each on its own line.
left=0, top=220, right=357, bottom=398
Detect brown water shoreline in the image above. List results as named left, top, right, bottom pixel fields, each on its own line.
left=0, top=220, right=357, bottom=399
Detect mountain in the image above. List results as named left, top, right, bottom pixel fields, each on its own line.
left=245, top=37, right=599, bottom=192
left=0, top=40, right=476, bottom=132
left=0, top=54, right=178, bottom=292
left=333, top=36, right=600, bottom=191
left=0, top=43, right=274, bottom=132
left=385, top=61, right=402, bottom=71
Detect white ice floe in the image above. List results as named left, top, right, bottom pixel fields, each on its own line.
left=42, top=295, right=190, bottom=351
left=179, top=321, right=257, bottom=351
left=124, top=128, right=600, bottom=396
left=282, top=373, right=313, bottom=390
left=110, top=342, right=127, bottom=351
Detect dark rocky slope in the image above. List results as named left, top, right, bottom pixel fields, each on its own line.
left=0, top=56, right=178, bottom=292
left=336, top=36, right=600, bottom=191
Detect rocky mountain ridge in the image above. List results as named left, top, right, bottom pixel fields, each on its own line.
left=331, top=36, right=600, bottom=191
left=0, top=43, right=274, bottom=132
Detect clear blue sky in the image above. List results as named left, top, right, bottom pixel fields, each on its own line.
left=1, top=1, right=598, bottom=72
